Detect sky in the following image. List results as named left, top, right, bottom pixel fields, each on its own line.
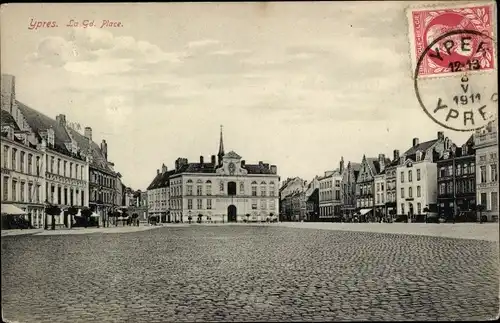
left=0, top=2, right=492, bottom=190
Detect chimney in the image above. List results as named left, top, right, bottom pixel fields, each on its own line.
left=1, top=74, right=16, bottom=114
left=393, top=149, right=400, bottom=161
left=437, top=131, right=444, bottom=140
left=211, top=155, right=216, bottom=165
left=101, top=139, right=108, bottom=160
left=339, top=156, right=344, bottom=173
left=378, top=153, right=386, bottom=172
left=162, top=163, right=167, bottom=174
left=56, top=114, right=67, bottom=127
left=84, top=127, right=92, bottom=141
left=241, top=160, right=246, bottom=167
left=200, top=156, right=204, bottom=164
left=412, top=138, right=419, bottom=147
left=270, top=165, right=277, bottom=174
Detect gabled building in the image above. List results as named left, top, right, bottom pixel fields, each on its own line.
left=304, top=176, right=320, bottom=221
left=384, top=150, right=400, bottom=218
left=318, top=159, right=343, bottom=221
left=356, top=154, right=391, bottom=222
left=475, top=119, right=498, bottom=222
left=396, top=132, right=449, bottom=221
left=437, top=135, right=476, bottom=220
left=340, top=159, right=361, bottom=218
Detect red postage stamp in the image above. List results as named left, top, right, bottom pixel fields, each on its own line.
left=408, top=3, right=496, bottom=78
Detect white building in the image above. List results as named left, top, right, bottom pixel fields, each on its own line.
left=374, top=172, right=386, bottom=219
left=475, top=119, right=498, bottom=222
left=169, top=128, right=280, bottom=223
left=318, top=164, right=342, bottom=220
left=1, top=110, right=45, bottom=227
left=396, top=132, right=449, bottom=220
left=147, top=164, right=174, bottom=222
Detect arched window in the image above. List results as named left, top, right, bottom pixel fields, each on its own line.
left=251, top=181, right=258, bottom=196
left=260, top=181, right=266, bottom=197
left=269, top=181, right=275, bottom=197
left=206, top=180, right=212, bottom=196
left=197, top=179, right=203, bottom=195
left=239, top=182, right=244, bottom=194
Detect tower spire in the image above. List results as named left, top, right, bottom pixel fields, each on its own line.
left=218, top=125, right=225, bottom=166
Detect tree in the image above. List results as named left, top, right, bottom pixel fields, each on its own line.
left=45, top=205, right=62, bottom=230
left=80, top=207, right=93, bottom=228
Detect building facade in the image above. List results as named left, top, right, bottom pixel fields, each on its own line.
left=374, top=172, right=386, bottom=221
left=437, top=135, right=476, bottom=220
left=475, top=119, right=498, bottom=222
left=1, top=110, right=45, bottom=227
left=169, top=129, right=280, bottom=223
left=384, top=150, right=400, bottom=218
left=147, top=164, right=174, bottom=222
left=318, top=163, right=342, bottom=221
left=396, top=132, right=448, bottom=221
left=356, top=154, right=390, bottom=222
left=340, top=160, right=361, bottom=218
left=279, top=177, right=307, bottom=221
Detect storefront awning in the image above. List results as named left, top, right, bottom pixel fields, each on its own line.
left=359, top=208, right=372, bottom=216
left=1, top=204, right=27, bottom=215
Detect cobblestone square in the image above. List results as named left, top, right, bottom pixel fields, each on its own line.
left=2, top=225, right=499, bottom=322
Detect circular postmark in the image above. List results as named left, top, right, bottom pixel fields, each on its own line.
left=414, top=29, right=497, bottom=132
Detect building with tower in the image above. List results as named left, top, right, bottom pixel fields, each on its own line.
left=166, top=126, right=280, bottom=223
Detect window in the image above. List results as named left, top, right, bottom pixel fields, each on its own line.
left=64, top=161, right=67, bottom=176
left=228, top=181, right=237, bottom=196
left=447, top=165, right=453, bottom=176
left=70, top=163, right=73, bottom=178
left=335, top=180, right=340, bottom=187
left=207, top=199, right=212, bottom=209
left=12, top=148, right=17, bottom=171
left=20, top=151, right=25, bottom=173
left=188, top=199, right=193, bottom=210
left=491, top=165, right=498, bottom=182
left=456, top=165, right=461, bottom=176
left=376, top=183, right=380, bottom=191
left=335, top=190, right=340, bottom=200
left=206, top=180, right=212, bottom=196
left=197, top=184, right=203, bottom=195
left=416, top=169, right=421, bottom=181
left=12, top=180, right=17, bottom=201
left=50, top=157, right=54, bottom=173
left=401, top=188, right=405, bottom=198
left=28, top=183, right=33, bottom=202
left=260, top=182, right=266, bottom=197
left=439, top=167, right=445, bottom=178
left=480, top=166, right=487, bottom=183
left=260, top=200, right=266, bottom=209
left=3, top=146, right=8, bottom=168
left=27, top=154, right=33, bottom=174
left=408, top=170, right=412, bottom=182
left=417, top=186, right=421, bottom=197
left=480, top=193, right=487, bottom=209
left=417, top=203, right=421, bottom=214
left=269, top=182, right=275, bottom=197
left=251, top=181, right=257, bottom=196
left=197, top=199, right=202, bottom=209
left=187, top=180, right=193, bottom=195
left=381, top=183, right=384, bottom=191
left=409, top=187, right=413, bottom=198
left=57, top=159, right=61, bottom=175
left=36, top=185, right=40, bottom=203
left=3, top=177, right=8, bottom=200
left=492, top=192, right=498, bottom=211
left=20, top=182, right=25, bottom=202
left=470, top=162, right=475, bottom=173
left=36, top=157, right=40, bottom=176
left=70, top=189, right=74, bottom=206
left=400, top=172, right=404, bottom=183
left=64, top=188, right=68, bottom=205
left=270, top=200, right=275, bottom=210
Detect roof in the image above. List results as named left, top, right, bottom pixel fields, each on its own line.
left=350, top=162, right=361, bottom=172
left=68, top=128, right=111, bottom=172
left=147, top=170, right=176, bottom=190
left=16, top=101, right=71, bottom=153
left=404, top=139, right=438, bottom=157
left=1, top=109, right=20, bottom=130
left=365, top=157, right=391, bottom=175
left=225, top=151, right=241, bottom=159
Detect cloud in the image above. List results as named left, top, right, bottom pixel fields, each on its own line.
left=186, top=39, right=220, bottom=48
left=25, top=28, right=184, bottom=75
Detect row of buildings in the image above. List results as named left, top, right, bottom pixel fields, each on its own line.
left=0, top=74, right=138, bottom=228
left=280, top=124, right=499, bottom=223
left=146, top=127, right=280, bottom=223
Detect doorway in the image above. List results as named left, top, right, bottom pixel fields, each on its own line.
left=227, top=205, right=237, bottom=222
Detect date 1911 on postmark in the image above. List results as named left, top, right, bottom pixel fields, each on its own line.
left=408, top=3, right=497, bottom=133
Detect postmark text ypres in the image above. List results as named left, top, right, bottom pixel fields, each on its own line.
left=28, top=18, right=123, bottom=30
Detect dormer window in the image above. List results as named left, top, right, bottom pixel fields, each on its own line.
left=47, top=128, right=55, bottom=147
left=416, top=151, right=422, bottom=162
left=2, top=125, right=14, bottom=140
